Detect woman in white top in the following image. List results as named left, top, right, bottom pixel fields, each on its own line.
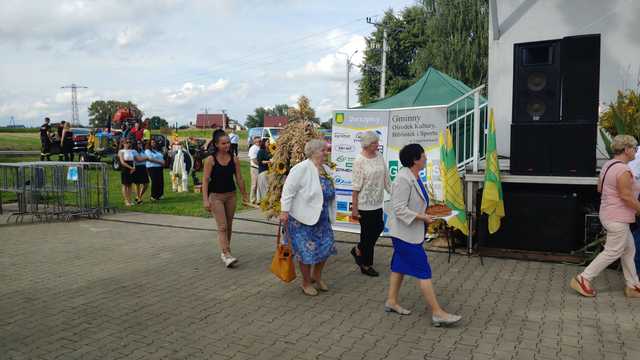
left=280, top=139, right=336, bottom=296
left=118, top=139, right=136, bottom=206
left=350, top=131, right=391, bottom=277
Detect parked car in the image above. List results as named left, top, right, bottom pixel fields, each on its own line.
left=246, top=127, right=282, bottom=147
left=71, top=128, right=90, bottom=153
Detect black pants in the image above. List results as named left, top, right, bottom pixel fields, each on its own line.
left=148, top=167, right=164, bottom=200
left=63, top=151, right=74, bottom=162
left=40, top=139, right=51, bottom=161
left=358, top=208, right=385, bottom=267
left=230, top=143, right=238, bottom=157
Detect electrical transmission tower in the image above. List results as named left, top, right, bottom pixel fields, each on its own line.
left=61, top=84, right=88, bottom=126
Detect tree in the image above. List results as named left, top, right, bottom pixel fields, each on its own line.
left=357, top=1, right=488, bottom=105
left=245, top=104, right=290, bottom=128
left=88, top=100, right=143, bottom=128
left=147, top=116, right=169, bottom=130
left=245, top=107, right=267, bottom=128
left=288, top=96, right=317, bottom=123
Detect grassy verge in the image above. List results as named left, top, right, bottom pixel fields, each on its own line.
left=0, top=155, right=254, bottom=217
left=0, top=133, right=41, bottom=151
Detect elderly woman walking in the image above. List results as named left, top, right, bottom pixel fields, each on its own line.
left=350, top=131, right=390, bottom=276
left=385, top=143, right=461, bottom=327
left=571, top=135, right=640, bottom=298
left=280, top=139, right=337, bottom=296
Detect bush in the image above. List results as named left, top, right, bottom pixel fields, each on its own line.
left=599, top=89, right=640, bottom=157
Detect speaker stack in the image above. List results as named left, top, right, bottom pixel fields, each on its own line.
left=480, top=34, right=601, bottom=254
left=510, top=34, right=600, bottom=176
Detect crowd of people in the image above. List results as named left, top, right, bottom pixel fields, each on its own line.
left=39, top=117, right=75, bottom=161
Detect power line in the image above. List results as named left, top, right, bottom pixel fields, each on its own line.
left=61, top=84, right=88, bottom=126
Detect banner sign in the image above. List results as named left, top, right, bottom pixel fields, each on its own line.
left=331, top=106, right=447, bottom=234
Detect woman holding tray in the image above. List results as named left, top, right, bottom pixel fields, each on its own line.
left=384, top=143, right=462, bottom=327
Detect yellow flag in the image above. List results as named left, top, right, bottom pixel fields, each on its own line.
left=480, top=109, right=505, bottom=233
left=439, top=129, right=468, bottom=235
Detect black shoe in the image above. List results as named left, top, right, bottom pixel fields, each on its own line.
left=350, top=247, right=362, bottom=266
left=360, top=266, right=379, bottom=277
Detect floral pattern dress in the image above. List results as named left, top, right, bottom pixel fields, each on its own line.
left=287, top=175, right=337, bottom=264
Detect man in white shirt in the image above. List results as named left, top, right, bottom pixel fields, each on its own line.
left=248, top=136, right=261, bottom=204
left=229, top=131, right=239, bottom=157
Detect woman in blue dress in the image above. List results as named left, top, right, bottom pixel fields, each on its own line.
left=385, top=143, right=461, bottom=327
left=280, top=139, right=337, bottom=296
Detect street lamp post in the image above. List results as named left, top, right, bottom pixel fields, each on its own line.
left=338, top=50, right=358, bottom=109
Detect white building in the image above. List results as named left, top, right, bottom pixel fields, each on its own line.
left=489, top=0, right=640, bottom=159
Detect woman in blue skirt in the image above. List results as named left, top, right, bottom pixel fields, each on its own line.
left=385, top=143, right=462, bottom=327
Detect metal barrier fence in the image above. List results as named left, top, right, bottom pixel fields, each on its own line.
left=0, top=161, right=112, bottom=223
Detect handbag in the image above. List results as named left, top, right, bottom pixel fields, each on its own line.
left=270, top=222, right=296, bottom=283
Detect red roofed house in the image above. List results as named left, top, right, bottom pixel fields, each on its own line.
left=263, top=115, right=288, bottom=127
left=196, top=113, right=228, bottom=129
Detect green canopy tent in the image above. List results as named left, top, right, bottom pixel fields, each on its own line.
left=358, top=67, right=487, bottom=164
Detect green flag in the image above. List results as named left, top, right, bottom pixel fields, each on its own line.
left=439, top=128, right=468, bottom=235
left=481, top=109, right=505, bottom=234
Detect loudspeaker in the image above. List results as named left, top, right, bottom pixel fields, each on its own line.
left=561, top=34, right=601, bottom=123
left=513, top=40, right=561, bottom=123
left=511, top=123, right=596, bottom=176
left=476, top=185, right=582, bottom=253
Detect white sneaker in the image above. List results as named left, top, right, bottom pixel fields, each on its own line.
left=220, top=253, right=237, bottom=268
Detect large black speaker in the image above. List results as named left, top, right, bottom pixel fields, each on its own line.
left=476, top=185, right=584, bottom=253
left=561, top=34, right=601, bottom=123
left=511, top=123, right=596, bottom=176
left=513, top=40, right=562, bottom=123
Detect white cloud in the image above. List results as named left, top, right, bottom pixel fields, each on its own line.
left=166, top=79, right=229, bottom=105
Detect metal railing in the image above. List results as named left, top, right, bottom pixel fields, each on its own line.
left=0, top=161, right=112, bottom=223
left=445, top=85, right=488, bottom=172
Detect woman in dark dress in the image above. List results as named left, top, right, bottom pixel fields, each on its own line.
left=256, top=138, right=272, bottom=202
left=61, top=122, right=74, bottom=161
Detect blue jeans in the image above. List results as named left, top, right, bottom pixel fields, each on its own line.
left=634, top=227, right=640, bottom=274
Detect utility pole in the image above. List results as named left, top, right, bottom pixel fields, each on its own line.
left=61, top=84, right=88, bottom=127
left=221, top=109, right=228, bottom=129
left=9, top=116, right=15, bottom=128
left=338, top=50, right=358, bottom=108
left=200, top=106, right=209, bottom=129
left=366, top=17, right=388, bottom=99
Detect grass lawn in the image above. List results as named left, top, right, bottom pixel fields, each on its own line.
left=0, top=154, right=254, bottom=217
left=0, top=133, right=41, bottom=151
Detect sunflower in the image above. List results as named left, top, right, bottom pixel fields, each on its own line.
left=327, top=161, right=337, bottom=171
left=275, top=161, right=287, bottom=175
left=268, top=142, right=277, bottom=153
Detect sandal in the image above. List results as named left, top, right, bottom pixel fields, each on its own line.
left=301, top=285, right=318, bottom=296
left=570, top=275, right=596, bottom=297
left=311, top=279, right=329, bottom=292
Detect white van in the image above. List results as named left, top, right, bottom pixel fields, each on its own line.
left=247, top=127, right=282, bottom=147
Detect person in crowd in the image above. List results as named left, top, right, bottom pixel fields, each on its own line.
left=121, top=123, right=130, bottom=141
left=229, top=130, right=239, bottom=157
left=56, top=121, right=66, bottom=161
left=280, top=139, right=337, bottom=296
left=60, top=122, right=74, bottom=161
left=256, top=138, right=272, bottom=203
left=118, top=139, right=136, bottom=207
left=39, top=117, right=52, bottom=161
left=385, top=143, right=461, bottom=327
left=145, top=139, right=165, bottom=201
left=248, top=136, right=261, bottom=204
left=130, top=121, right=144, bottom=142
left=202, top=129, right=249, bottom=268
left=142, top=119, right=151, bottom=145
left=350, top=131, right=391, bottom=277
left=571, top=135, right=640, bottom=298
left=131, top=140, right=149, bottom=204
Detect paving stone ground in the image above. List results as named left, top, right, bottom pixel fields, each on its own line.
left=1, top=215, right=640, bottom=360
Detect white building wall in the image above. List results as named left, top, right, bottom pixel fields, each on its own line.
left=489, top=0, right=640, bottom=158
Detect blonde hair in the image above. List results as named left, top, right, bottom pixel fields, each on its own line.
left=63, top=122, right=71, bottom=130
left=360, top=131, right=380, bottom=148
left=611, top=135, right=637, bottom=155
left=304, top=139, right=326, bottom=158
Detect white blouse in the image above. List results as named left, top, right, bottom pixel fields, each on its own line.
left=351, top=153, right=391, bottom=211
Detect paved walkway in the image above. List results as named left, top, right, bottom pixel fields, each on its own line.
left=1, top=212, right=640, bottom=360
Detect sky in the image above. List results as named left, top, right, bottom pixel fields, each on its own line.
left=0, top=0, right=418, bottom=127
